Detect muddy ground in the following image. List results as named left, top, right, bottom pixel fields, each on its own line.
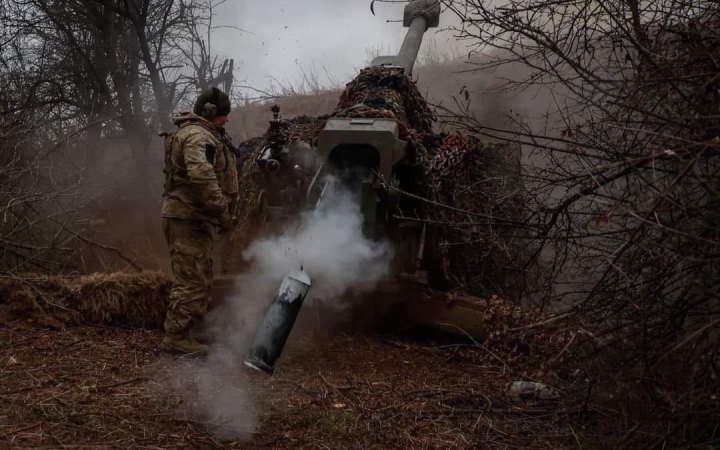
left=0, top=300, right=601, bottom=450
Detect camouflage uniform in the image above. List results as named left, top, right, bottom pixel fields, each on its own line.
left=161, top=112, right=238, bottom=337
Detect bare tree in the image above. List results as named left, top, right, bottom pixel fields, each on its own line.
left=171, top=0, right=235, bottom=94
left=439, top=0, right=720, bottom=446
left=0, top=0, right=237, bottom=271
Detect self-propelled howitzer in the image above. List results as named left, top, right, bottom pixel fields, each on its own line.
left=243, top=0, right=442, bottom=256
left=229, top=0, right=525, bottom=374
left=230, top=0, right=523, bottom=289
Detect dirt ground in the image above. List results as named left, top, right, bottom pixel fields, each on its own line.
left=0, top=300, right=598, bottom=450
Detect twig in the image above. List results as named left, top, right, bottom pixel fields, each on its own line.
left=0, top=422, right=41, bottom=438
left=436, top=322, right=512, bottom=373
left=650, top=320, right=720, bottom=370
left=506, top=312, right=574, bottom=332
left=96, top=376, right=151, bottom=391
left=63, top=230, right=143, bottom=272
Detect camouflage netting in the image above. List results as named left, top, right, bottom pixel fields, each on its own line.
left=225, top=135, right=266, bottom=263
left=257, top=114, right=331, bottom=147
left=232, top=66, right=524, bottom=297
left=333, top=66, right=435, bottom=135
left=0, top=272, right=171, bottom=328
left=422, top=134, right=525, bottom=297
left=334, top=67, right=524, bottom=296
left=221, top=116, right=330, bottom=271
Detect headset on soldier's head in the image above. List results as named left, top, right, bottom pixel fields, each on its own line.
left=201, top=87, right=222, bottom=119
left=196, top=86, right=230, bottom=119
left=202, top=102, right=218, bottom=119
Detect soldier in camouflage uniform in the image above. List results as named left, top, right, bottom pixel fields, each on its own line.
left=161, top=87, right=239, bottom=355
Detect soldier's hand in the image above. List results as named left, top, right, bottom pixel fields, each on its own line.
left=217, top=210, right=232, bottom=235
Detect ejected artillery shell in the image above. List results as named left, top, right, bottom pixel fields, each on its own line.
left=244, top=270, right=311, bottom=375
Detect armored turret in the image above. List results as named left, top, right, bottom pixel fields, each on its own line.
left=226, top=0, right=524, bottom=365
left=234, top=0, right=520, bottom=288
left=315, top=1, right=441, bottom=196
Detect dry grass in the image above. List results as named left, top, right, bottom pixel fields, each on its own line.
left=0, top=272, right=171, bottom=328
left=0, top=276, right=607, bottom=449
left=0, top=304, right=599, bottom=450
left=0, top=313, right=222, bottom=449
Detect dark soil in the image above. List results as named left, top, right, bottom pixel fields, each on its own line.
left=0, top=302, right=597, bottom=449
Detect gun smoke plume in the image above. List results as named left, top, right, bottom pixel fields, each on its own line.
left=245, top=184, right=394, bottom=302
left=169, top=348, right=258, bottom=440
left=169, top=181, right=394, bottom=439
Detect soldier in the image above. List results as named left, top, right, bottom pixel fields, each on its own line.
left=160, top=87, right=239, bottom=355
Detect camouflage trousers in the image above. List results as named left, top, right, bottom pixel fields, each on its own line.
left=163, top=218, right=215, bottom=335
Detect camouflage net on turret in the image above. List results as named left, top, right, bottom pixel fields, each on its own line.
left=332, top=67, right=525, bottom=295
left=421, top=133, right=525, bottom=297
left=333, top=66, right=435, bottom=135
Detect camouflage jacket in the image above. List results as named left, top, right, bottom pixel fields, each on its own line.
left=161, top=113, right=239, bottom=225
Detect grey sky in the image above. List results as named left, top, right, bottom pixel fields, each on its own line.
left=215, top=0, right=457, bottom=92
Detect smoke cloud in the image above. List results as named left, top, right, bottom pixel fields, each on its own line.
left=170, top=348, right=257, bottom=440
left=244, top=183, right=394, bottom=303
left=168, top=181, right=394, bottom=440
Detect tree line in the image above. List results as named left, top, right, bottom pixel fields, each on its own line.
left=438, top=0, right=719, bottom=447
left=0, top=0, right=234, bottom=273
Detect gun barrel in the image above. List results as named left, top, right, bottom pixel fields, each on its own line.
left=396, top=15, right=428, bottom=75
left=370, top=0, right=441, bottom=75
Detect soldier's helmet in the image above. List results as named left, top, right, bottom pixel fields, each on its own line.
left=193, top=87, right=231, bottom=119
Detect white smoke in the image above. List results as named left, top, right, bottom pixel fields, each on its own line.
left=209, top=180, right=395, bottom=344
left=169, top=348, right=257, bottom=440
left=168, top=180, right=394, bottom=440
left=244, top=183, right=394, bottom=303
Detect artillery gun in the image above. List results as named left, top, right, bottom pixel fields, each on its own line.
left=227, top=1, right=525, bottom=371
left=232, top=0, right=446, bottom=275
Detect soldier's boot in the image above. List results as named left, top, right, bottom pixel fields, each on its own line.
left=161, top=332, right=209, bottom=356
left=189, top=320, right=213, bottom=345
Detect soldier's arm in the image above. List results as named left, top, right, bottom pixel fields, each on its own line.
left=182, top=132, right=228, bottom=214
